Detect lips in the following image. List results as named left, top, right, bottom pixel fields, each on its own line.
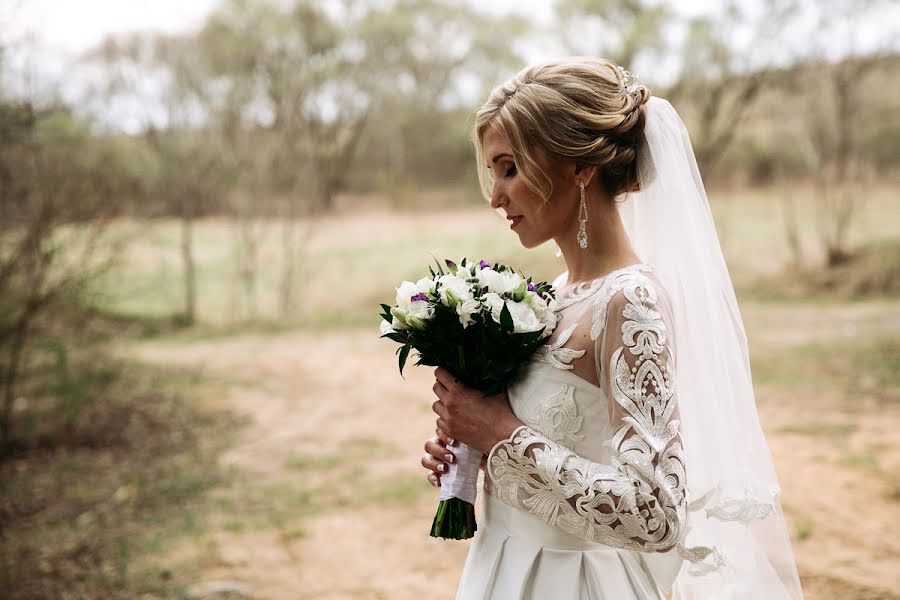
left=508, top=215, right=523, bottom=229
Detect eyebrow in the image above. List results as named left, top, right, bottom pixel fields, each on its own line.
left=490, top=152, right=513, bottom=164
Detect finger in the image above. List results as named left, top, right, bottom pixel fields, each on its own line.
left=431, top=399, right=448, bottom=420
left=421, top=453, right=448, bottom=474
left=426, top=438, right=454, bottom=463
left=427, top=472, right=441, bottom=487
left=436, top=417, right=451, bottom=438
left=434, top=367, right=456, bottom=391
left=426, top=435, right=446, bottom=451
left=435, top=426, right=455, bottom=447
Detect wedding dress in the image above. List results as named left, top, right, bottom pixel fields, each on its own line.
left=456, top=263, right=684, bottom=599
left=454, top=97, right=803, bottom=599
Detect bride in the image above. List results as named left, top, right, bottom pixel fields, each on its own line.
left=421, top=58, right=804, bottom=599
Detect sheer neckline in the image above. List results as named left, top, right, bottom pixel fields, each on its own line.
left=552, top=262, right=652, bottom=311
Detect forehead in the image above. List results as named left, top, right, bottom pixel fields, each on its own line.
left=482, top=123, right=512, bottom=157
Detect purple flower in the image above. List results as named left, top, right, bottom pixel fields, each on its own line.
left=410, top=293, right=428, bottom=302
left=478, top=260, right=491, bottom=270
left=527, top=282, right=538, bottom=292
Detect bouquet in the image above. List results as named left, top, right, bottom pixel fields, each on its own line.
left=379, top=257, right=558, bottom=539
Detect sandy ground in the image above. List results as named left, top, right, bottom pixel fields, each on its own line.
left=124, top=300, right=900, bottom=600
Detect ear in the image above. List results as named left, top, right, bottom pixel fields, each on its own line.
left=574, top=163, right=598, bottom=188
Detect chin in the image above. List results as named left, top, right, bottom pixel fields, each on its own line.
left=515, top=233, right=547, bottom=250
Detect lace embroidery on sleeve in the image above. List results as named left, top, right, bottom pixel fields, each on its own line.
left=487, top=275, right=687, bottom=552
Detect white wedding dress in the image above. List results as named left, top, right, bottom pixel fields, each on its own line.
left=455, top=263, right=686, bottom=599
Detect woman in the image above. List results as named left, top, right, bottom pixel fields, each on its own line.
left=422, top=58, right=804, bottom=599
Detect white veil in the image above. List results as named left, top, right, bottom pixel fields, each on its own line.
left=621, top=97, right=804, bottom=599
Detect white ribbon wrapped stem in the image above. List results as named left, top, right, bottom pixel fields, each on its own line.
left=438, top=442, right=482, bottom=505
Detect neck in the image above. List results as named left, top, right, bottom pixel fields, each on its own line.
left=554, top=193, right=641, bottom=286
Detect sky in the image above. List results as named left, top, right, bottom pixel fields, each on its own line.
left=3, top=0, right=898, bottom=131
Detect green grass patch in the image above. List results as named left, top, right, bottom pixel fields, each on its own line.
left=1, top=354, right=245, bottom=599
left=751, top=332, right=900, bottom=401
left=777, top=422, right=858, bottom=436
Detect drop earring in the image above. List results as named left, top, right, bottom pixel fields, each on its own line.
left=577, top=181, right=588, bottom=249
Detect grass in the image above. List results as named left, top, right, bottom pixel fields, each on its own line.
left=777, top=422, right=858, bottom=436
left=795, top=519, right=814, bottom=541
left=85, top=182, right=900, bottom=330
left=750, top=332, right=900, bottom=401
left=0, top=353, right=246, bottom=599
left=217, top=435, right=426, bottom=532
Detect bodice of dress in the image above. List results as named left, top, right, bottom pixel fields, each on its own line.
left=506, top=359, right=615, bottom=463
left=484, top=263, right=688, bottom=560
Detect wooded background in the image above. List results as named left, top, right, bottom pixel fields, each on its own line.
left=2, top=1, right=898, bottom=598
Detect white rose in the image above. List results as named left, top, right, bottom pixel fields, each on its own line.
left=482, top=292, right=506, bottom=324
left=456, top=298, right=481, bottom=329
left=477, top=268, right=522, bottom=296
left=436, top=274, right=474, bottom=307
left=515, top=291, right=557, bottom=335
left=506, top=300, right=544, bottom=333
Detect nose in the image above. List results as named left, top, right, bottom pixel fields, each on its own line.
left=490, top=178, right=506, bottom=210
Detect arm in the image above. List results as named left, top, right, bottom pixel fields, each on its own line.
left=486, top=277, right=687, bottom=552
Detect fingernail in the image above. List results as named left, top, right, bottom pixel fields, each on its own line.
left=437, top=463, right=445, bottom=473
left=445, top=453, right=454, bottom=463
left=448, top=438, right=455, bottom=446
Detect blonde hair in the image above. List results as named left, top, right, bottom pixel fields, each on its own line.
left=473, top=57, right=651, bottom=206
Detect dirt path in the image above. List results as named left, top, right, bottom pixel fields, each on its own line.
left=124, top=300, right=900, bottom=599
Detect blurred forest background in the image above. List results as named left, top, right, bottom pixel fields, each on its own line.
left=1, top=0, right=898, bottom=598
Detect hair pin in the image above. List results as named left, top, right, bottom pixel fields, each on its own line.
left=616, top=65, right=639, bottom=95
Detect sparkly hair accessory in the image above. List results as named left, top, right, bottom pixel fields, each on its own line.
left=616, top=65, right=639, bottom=95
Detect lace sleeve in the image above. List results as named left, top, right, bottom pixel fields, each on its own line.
left=486, top=276, right=687, bottom=552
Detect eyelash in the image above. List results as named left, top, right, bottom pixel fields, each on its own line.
left=487, top=164, right=517, bottom=180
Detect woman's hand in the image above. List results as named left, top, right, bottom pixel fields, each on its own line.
left=431, top=366, right=523, bottom=455
left=422, top=425, right=488, bottom=488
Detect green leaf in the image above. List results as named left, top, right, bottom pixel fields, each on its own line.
left=399, top=344, right=411, bottom=375
left=499, top=301, right=513, bottom=332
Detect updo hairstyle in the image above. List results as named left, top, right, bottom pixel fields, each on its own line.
left=473, top=57, right=652, bottom=207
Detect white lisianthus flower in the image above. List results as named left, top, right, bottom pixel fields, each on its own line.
left=415, top=276, right=437, bottom=299
left=477, top=268, right=522, bottom=296
left=506, top=300, right=544, bottom=333
left=379, top=316, right=408, bottom=335
left=436, top=274, right=474, bottom=307
left=405, top=306, right=434, bottom=329
left=456, top=298, right=482, bottom=329
left=395, top=281, right=420, bottom=309
left=379, top=319, right=392, bottom=335
left=393, top=280, right=435, bottom=329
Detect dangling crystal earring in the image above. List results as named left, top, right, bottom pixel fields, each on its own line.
left=576, top=181, right=588, bottom=249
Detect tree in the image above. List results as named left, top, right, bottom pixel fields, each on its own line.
left=794, top=0, right=894, bottom=267
left=0, top=102, right=129, bottom=448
